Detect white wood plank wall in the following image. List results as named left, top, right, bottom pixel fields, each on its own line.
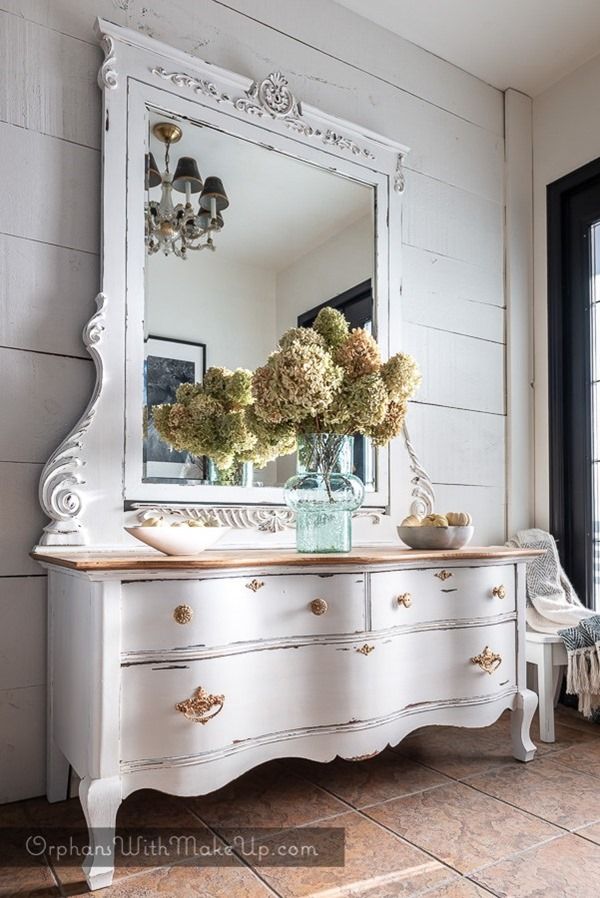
left=0, top=0, right=507, bottom=800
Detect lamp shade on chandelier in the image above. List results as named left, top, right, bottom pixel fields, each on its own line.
left=145, top=121, right=229, bottom=258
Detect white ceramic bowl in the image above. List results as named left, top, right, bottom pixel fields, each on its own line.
left=397, top=525, right=474, bottom=550
left=125, top=525, right=230, bottom=556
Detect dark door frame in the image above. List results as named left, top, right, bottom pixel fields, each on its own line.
left=547, top=156, right=600, bottom=605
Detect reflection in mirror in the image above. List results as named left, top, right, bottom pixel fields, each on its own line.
left=143, top=108, right=375, bottom=489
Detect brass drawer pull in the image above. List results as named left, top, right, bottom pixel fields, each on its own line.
left=246, top=579, right=264, bottom=592
left=492, top=585, right=506, bottom=599
left=396, top=593, right=413, bottom=608
left=176, top=687, right=225, bottom=724
left=173, top=604, right=193, bottom=624
left=310, top=598, right=328, bottom=615
left=471, top=646, right=502, bottom=674
left=435, top=570, right=453, bottom=581
left=356, top=644, right=375, bottom=655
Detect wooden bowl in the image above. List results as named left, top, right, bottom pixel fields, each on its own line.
left=396, top=525, right=474, bottom=550
left=125, top=525, right=230, bottom=555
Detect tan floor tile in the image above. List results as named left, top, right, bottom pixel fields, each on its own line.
left=0, top=850, right=59, bottom=898
left=396, top=711, right=596, bottom=780
left=46, top=790, right=216, bottom=887
left=575, top=821, right=600, bottom=846
left=188, top=764, right=346, bottom=835
left=61, top=863, right=274, bottom=897
left=283, top=750, right=451, bottom=808
left=364, top=781, right=559, bottom=874
left=0, top=800, right=61, bottom=897
left=549, top=738, right=600, bottom=778
left=471, top=833, right=600, bottom=898
left=421, top=879, right=494, bottom=898
left=554, top=705, right=600, bottom=735
left=257, top=810, right=452, bottom=898
left=464, top=756, right=600, bottom=830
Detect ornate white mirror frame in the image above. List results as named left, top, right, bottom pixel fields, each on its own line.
left=34, top=19, right=434, bottom=552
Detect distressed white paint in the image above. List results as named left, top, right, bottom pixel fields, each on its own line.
left=2, top=0, right=514, bottom=800
left=43, top=553, right=536, bottom=888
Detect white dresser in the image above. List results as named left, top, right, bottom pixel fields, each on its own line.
left=33, top=545, right=541, bottom=890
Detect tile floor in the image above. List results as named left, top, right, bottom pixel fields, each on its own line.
left=3, top=706, right=600, bottom=897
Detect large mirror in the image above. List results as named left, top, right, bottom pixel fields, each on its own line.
left=142, top=108, right=377, bottom=492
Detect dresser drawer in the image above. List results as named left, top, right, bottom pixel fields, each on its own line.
left=120, top=620, right=516, bottom=764
left=121, top=573, right=365, bottom=654
left=370, top=565, right=515, bottom=629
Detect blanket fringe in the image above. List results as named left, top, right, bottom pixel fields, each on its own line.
left=566, top=645, right=600, bottom=716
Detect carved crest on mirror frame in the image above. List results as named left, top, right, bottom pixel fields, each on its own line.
left=33, top=20, right=431, bottom=550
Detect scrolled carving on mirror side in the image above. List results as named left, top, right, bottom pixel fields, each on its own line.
left=394, top=153, right=406, bottom=193
left=37, top=294, right=107, bottom=546
left=402, top=421, right=435, bottom=518
left=150, top=67, right=375, bottom=160
left=98, top=34, right=118, bottom=90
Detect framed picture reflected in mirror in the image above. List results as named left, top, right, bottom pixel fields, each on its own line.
left=143, top=335, right=207, bottom=482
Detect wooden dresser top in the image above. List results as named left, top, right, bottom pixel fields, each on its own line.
left=31, top=546, right=544, bottom=573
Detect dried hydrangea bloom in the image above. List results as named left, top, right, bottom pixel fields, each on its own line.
left=253, top=341, right=343, bottom=425
left=278, top=327, right=326, bottom=351
left=381, top=353, right=422, bottom=402
left=313, top=306, right=349, bottom=349
left=368, top=400, right=408, bottom=446
left=175, top=381, right=203, bottom=404
left=334, top=328, right=381, bottom=380
left=245, top=406, right=296, bottom=462
left=202, top=366, right=253, bottom=409
left=327, top=372, right=389, bottom=432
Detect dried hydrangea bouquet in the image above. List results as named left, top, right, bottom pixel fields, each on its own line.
left=252, top=308, right=421, bottom=553
left=152, top=367, right=295, bottom=486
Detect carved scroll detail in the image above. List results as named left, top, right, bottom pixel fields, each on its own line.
left=394, top=153, right=406, bottom=193
left=403, top=422, right=435, bottom=518
left=38, top=294, right=106, bottom=546
left=98, top=34, right=118, bottom=90
left=151, top=67, right=375, bottom=160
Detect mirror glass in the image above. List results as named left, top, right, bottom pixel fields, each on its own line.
left=143, top=108, right=376, bottom=490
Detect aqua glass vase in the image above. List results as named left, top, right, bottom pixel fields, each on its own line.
left=284, top=434, right=365, bottom=553
left=208, top=459, right=253, bottom=487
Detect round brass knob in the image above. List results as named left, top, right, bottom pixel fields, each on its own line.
left=492, top=585, right=506, bottom=599
left=396, top=593, right=413, bottom=608
left=173, top=604, right=193, bottom=625
left=310, top=598, right=328, bottom=616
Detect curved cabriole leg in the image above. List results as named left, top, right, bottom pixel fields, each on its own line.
left=79, top=776, right=122, bottom=890
left=511, top=689, right=538, bottom=762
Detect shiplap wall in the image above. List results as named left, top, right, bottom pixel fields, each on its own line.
left=0, top=0, right=507, bottom=801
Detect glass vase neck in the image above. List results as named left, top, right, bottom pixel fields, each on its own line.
left=297, top=433, right=354, bottom=476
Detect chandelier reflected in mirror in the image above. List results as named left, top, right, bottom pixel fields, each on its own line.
left=145, top=121, right=229, bottom=258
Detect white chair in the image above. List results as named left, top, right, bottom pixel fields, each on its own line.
left=525, top=631, right=567, bottom=742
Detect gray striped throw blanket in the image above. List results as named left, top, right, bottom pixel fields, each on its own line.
left=507, top=528, right=600, bottom=717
